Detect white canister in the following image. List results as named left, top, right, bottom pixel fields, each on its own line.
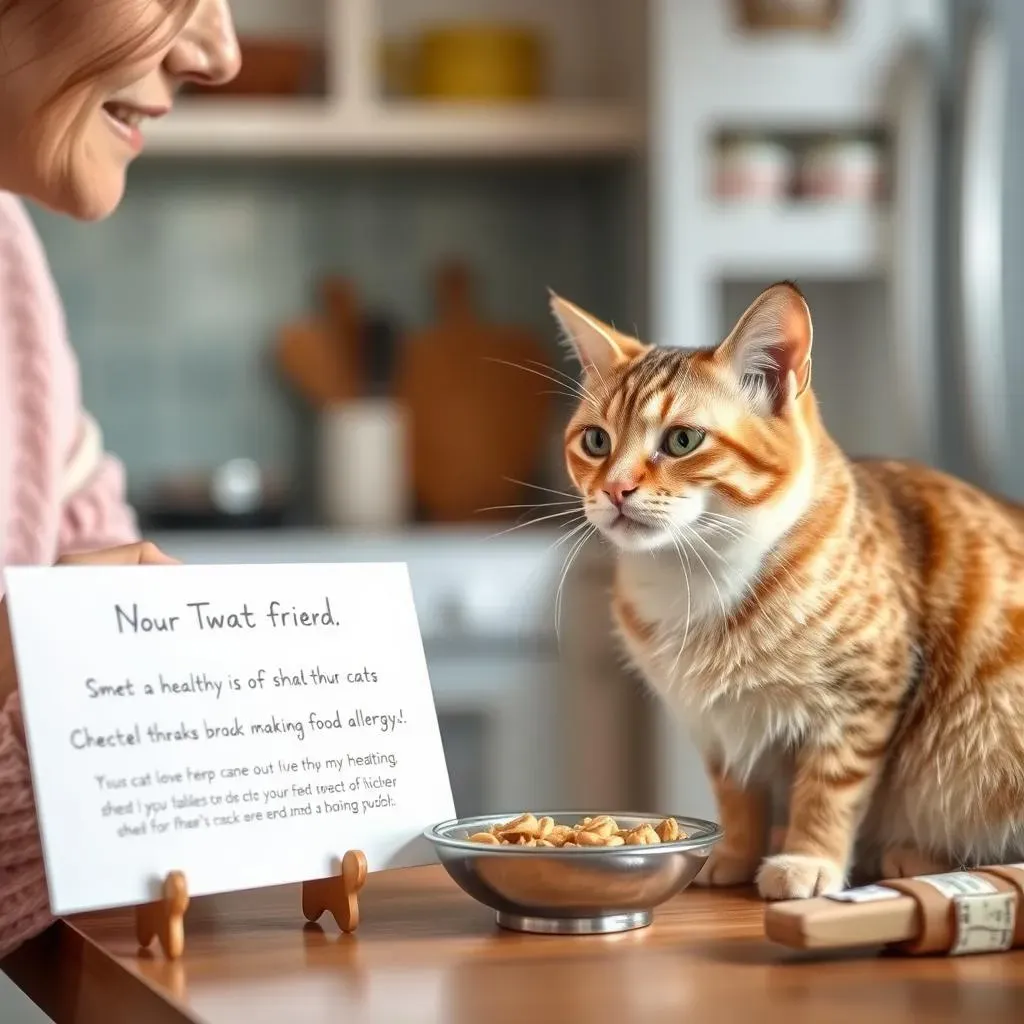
left=798, top=137, right=886, bottom=201
left=713, top=136, right=796, bottom=202
left=318, top=399, right=410, bottom=529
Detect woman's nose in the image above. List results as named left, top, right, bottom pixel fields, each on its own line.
left=164, top=0, right=241, bottom=87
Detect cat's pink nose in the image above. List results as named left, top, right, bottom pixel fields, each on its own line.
left=604, top=482, right=637, bottom=508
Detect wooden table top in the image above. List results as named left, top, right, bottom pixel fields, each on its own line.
left=3, top=865, right=1023, bottom=1024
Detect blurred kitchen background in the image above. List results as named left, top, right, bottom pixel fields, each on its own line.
left=18, top=0, right=1020, bottom=837
left=24, top=0, right=1024, bottom=1014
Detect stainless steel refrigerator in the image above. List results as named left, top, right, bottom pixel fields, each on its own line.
left=938, top=0, right=1024, bottom=499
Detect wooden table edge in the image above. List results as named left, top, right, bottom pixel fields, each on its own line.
left=2, top=913, right=198, bottom=1024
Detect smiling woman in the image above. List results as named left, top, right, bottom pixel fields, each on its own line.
left=0, top=0, right=239, bottom=219
left=0, top=0, right=240, bottom=963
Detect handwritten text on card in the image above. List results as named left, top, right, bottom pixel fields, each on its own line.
left=4, top=563, right=456, bottom=915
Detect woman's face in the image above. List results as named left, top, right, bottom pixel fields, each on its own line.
left=0, top=0, right=240, bottom=220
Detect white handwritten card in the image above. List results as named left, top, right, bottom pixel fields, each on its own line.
left=3, top=562, right=456, bottom=915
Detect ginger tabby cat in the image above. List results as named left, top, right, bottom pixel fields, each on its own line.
left=550, top=281, right=1024, bottom=900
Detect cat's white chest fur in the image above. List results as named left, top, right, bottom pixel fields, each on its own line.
left=615, top=540, right=813, bottom=781
left=621, top=530, right=765, bottom=625
left=616, top=541, right=755, bottom=707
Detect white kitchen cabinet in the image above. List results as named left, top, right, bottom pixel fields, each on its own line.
left=647, top=0, right=944, bottom=816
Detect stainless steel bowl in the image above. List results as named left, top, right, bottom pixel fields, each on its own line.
left=424, top=810, right=722, bottom=935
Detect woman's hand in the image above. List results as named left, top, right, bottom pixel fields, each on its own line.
left=0, top=542, right=179, bottom=709
left=56, top=541, right=179, bottom=568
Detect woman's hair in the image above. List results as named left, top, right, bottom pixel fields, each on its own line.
left=1, top=0, right=200, bottom=98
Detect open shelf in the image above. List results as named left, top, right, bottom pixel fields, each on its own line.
left=145, top=101, right=643, bottom=159
left=699, top=43, right=893, bottom=129
left=685, top=1, right=910, bottom=131
left=704, top=202, right=889, bottom=278
left=142, top=0, right=645, bottom=160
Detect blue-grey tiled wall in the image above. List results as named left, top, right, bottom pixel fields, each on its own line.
left=27, top=160, right=631, bottom=519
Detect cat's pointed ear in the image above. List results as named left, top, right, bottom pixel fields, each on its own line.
left=548, top=291, right=646, bottom=377
left=714, top=281, right=813, bottom=415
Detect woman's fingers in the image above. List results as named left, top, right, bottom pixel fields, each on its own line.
left=1, top=542, right=179, bottom=706
left=57, top=541, right=179, bottom=567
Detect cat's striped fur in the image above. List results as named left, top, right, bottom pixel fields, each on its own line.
left=552, top=281, right=1024, bottom=899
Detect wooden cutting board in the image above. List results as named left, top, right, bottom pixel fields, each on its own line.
left=394, top=262, right=553, bottom=522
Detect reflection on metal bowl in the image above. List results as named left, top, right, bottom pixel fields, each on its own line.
left=424, top=810, right=722, bottom=934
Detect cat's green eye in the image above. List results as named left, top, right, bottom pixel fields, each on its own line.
left=581, top=427, right=611, bottom=457
left=662, top=427, right=704, bottom=458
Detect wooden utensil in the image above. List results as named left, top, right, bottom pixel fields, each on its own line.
left=322, top=276, right=365, bottom=393
left=394, top=261, right=553, bottom=522
left=275, top=277, right=362, bottom=409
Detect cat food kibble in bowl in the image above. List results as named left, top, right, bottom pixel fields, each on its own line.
left=467, top=813, right=685, bottom=848
left=425, top=810, right=721, bottom=935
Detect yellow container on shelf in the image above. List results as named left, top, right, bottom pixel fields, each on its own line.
left=412, top=24, right=545, bottom=101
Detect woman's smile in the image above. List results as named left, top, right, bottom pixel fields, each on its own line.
left=100, top=100, right=170, bottom=154
left=0, top=0, right=239, bottom=219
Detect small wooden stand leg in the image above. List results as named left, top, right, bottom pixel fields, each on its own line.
left=135, top=871, right=190, bottom=960
left=302, top=850, right=368, bottom=933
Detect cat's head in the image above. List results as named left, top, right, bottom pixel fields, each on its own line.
left=551, top=281, right=817, bottom=554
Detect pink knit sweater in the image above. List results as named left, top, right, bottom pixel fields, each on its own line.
left=0, top=192, right=139, bottom=958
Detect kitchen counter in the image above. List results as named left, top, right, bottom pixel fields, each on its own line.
left=148, top=527, right=575, bottom=643
left=3, top=866, right=1021, bottom=1024
left=148, top=524, right=565, bottom=561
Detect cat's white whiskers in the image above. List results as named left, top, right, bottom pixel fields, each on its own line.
left=683, top=525, right=764, bottom=602
left=701, top=523, right=746, bottom=546
left=502, top=477, right=579, bottom=501
left=647, top=505, right=788, bottom=631
left=582, top=359, right=609, bottom=400
left=531, top=520, right=596, bottom=615
left=696, top=515, right=746, bottom=540
left=476, top=500, right=579, bottom=513
left=700, top=510, right=745, bottom=526
left=554, top=525, right=596, bottom=643
left=696, top=510, right=747, bottom=531
left=524, top=358, right=607, bottom=408
left=661, top=519, right=693, bottom=680
left=705, top=519, right=745, bottom=533
left=488, top=363, right=592, bottom=407
left=482, top=507, right=584, bottom=541
left=677, top=527, right=729, bottom=625
left=485, top=357, right=600, bottom=410
left=546, top=517, right=593, bottom=555
left=692, top=520, right=745, bottom=546
left=712, top=518, right=804, bottom=617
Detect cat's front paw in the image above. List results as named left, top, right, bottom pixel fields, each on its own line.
left=756, top=853, right=844, bottom=900
left=693, top=847, right=761, bottom=888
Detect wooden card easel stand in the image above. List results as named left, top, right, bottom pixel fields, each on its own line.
left=302, top=849, right=369, bottom=933
left=135, top=850, right=368, bottom=961
left=135, top=871, right=189, bottom=960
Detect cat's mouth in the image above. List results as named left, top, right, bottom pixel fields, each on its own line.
left=609, top=511, right=658, bottom=537
left=600, top=511, right=668, bottom=552
left=591, top=507, right=669, bottom=551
